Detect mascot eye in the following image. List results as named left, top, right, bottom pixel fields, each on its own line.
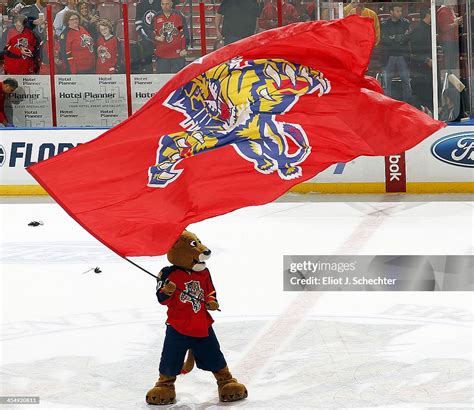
left=190, top=240, right=197, bottom=247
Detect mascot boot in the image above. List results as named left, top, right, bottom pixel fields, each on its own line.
left=213, top=366, right=248, bottom=402
left=145, top=374, right=176, bottom=405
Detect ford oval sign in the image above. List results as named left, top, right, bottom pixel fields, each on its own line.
left=431, top=133, right=474, bottom=168
left=0, top=145, right=5, bottom=167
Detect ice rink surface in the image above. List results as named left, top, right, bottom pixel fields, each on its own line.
left=1, top=194, right=473, bottom=409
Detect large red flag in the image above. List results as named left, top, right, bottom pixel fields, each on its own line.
left=28, top=16, right=445, bottom=256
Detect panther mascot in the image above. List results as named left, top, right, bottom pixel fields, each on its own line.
left=148, top=57, right=331, bottom=187
left=146, top=230, right=247, bottom=405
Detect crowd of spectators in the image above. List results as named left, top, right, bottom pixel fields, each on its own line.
left=0, top=0, right=470, bottom=120
left=0, top=0, right=122, bottom=75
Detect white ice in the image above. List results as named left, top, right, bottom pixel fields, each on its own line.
left=1, top=194, right=473, bottom=409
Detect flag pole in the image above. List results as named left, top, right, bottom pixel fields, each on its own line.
left=124, top=257, right=220, bottom=310
left=124, top=257, right=159, bottom=279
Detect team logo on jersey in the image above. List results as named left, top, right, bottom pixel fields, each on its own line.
left=15, top=37, right=28, bottom=49
left=97, top=45, right=111, bottom=63
left=180, top=280, right=204, bottom=313
left=144, top=10, right=157, bottom=26
left=80, top=34, right=94, bottom=53
left=148, top=57, right=331, bottom=187
left=159, top=22, right=178, bottom=43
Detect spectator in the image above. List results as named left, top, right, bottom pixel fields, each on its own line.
left=53, top=0, right=78, bottom=37
left=135, top=0, right=164, bottom=73
left=59, top=10, right=95, bottom=74
left=471, top=7, right=473, bottom=47
left=258, top=0, right=300, bottom=32
left=20, top=0, right=46, bottom=74
left=0, top=78, right=18, bottom=127
left=38, top=21, right=64, bottom=74
left=282, top=0, right=299, bottom=25
left=307, top=2, right=316, bottom=20
left=258, top=0, right=277, bottom=31
left=215, top=0, right=260, bottom=45
left=288, top=0, right=310, bottom=22
left=7, top=1, right=26, bottom=20
left=153, top=0, right=190, bottom=74
left=410, top=7, right=433, bottom=112
left=3, top=14, right=37, bottom=75
left=381, top=4, right=411, bottom=102
left=436, top=0, right=462, bottom=72
left=344, top=1, right=380, bottom=45
left=96, top=18, right=121, bottom=74
left=77, top=1, right=99, bottom=41
left=21, top=0, right=45, bottom=32
left=136, top=0, right=181, bottom=40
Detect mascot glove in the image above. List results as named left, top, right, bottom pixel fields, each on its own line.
left=205, top=300, right=219, bottom=311
left=162, top=280, right=177, bottom=296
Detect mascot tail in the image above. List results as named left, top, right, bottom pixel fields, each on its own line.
left=181, top=349, right=195, bottom=374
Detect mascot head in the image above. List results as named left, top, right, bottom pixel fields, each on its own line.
left=167, top=230, right=211, bottom=272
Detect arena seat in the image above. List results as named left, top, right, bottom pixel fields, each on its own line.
left=115, top=18, right=138, bottom=43
left=97, top=2, right=121, bottom=23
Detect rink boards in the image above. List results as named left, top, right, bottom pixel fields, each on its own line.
left=0, top=125, right=473, bottom=195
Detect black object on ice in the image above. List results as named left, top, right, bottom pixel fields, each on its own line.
left=82, top=267, right=102, bottom=274
left=28, top=221, right=44, bottom=227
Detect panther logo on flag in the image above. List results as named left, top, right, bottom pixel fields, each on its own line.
left=148, top=57, right=331, bottom=187
left=180, top=280, right=204, bottom=313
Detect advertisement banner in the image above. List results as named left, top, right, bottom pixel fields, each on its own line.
left=55, top=75, right=128, bottom=127
left=406, top=126, right=474, bottom=182
left=1, top=126, right=473, bottom=193
left=0, top=75, right=53, bottom=127
left=0, top=129, right=103, bottom=185
left=385, top=153, right=407, bottom=193
left=131, top=74, right=173, bottom=113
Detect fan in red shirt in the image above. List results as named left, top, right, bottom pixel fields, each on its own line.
left=96, top=18, right=121, bottom=74
left=437, top=2, right=463, bottom=71
left=258, top=0, right=278, bottom=31
left=3, top=15, right=37, bottom=75
left=258, top=0, right=300, bottom=31
left=60, top=10, right=95, bottom=74
left=0, top=78, right=18, bottom=127
left=153, top=0, right=190, bottom=73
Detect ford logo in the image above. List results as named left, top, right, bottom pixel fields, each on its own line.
left=0, top=145, right=5, bottom=167
left=431, top=133, right=474, bottom=168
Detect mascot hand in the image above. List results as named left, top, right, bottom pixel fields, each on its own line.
left=162, top=279, right=177, bottom=296
left=205, top=300, right=219, bottom=311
